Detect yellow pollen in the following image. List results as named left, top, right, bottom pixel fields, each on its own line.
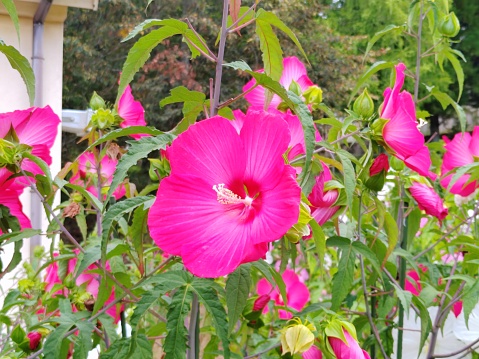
left=213, top=184, right=253, bottom=206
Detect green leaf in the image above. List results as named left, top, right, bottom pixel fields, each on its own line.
left=331, top=243, right=356, bottom=311
left=413, top=299, right=431, bottom=356
left=75, top=245, right=101, bottom=280
left=43, top=324, right=73, bottom=359
left=192, top=279, right=230, bottom=359
left=348, top=61, right=394, bottom=105
left=100, top=338, right=130, bottom=359
left=107, top=133, right=174, bottom=201
left=122, top=19, right=166, bottom=42
left=1, top=0, right=20, bottom=44
left=462, top=278, right=479, bottom=327
left=160, top=86, right=206, bottom=107
left=255, top=9, right=308, bottom=62
left=364, top=25, right=403, bottom=60
left=255, top=18, right=283, bottom=82
left=383, top=211, right=399, bottom=265
left=0, top=42, right=35, bottom=106
left=11, top=325, right=25, bottom=344
left=351, top=241, right=381, bottom=275
left=226, top=264, right=251, bottom=333
left=309, top=219, right=326, bottom=274
left=429, top=87, right=466, bottom=132
left=336, top=149, right=356, bottom=208
left=101, top=196, right=155, bottom=261
left=164, top=286, right=192, bottom=359
left=132, top=334, right=153, bottom=359
left=73, top=321, right=95, bottom=359
left=117, top=27, right=184, bottom=103
left=391, top=281, right=413, bottom=319
left=443, top=49, right=464, bottom=101
left=252, top=260, right=288, bottom=307
left=1, top=228, right=40, bottom=246
left=86, top=127, right=164, bottom=152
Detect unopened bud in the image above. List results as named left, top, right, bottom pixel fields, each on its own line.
left=89, top=91, right=106, bottom=110
left=369, top=154, right=389, bottom=177
left=27, top=332, right=41, bottom=350
left=280, top=318, right=316, bottom=355
left=289, top=80, right=302, bottom=97
left=353, top=89, right=374, bottom=118
left=303, top=85, right=323, bottom=106
left=253, top=294, right=270, bottom=312
left=439, top=12, right=460, bottom=38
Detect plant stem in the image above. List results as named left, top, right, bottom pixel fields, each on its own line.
left=396, top=186, right=408, bottom=359
left=414, top=1, right=424, bottom=104
left=187, top=293, right=199, bottom=359
left=211, top=0, right=230, bottom=116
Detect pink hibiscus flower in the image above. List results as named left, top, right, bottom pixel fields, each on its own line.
left=369, top=154, right=389, bottom=176
left=308, top=162, right=340, bottom=225
left=118, top=85, right=148, bottom=140
left=328, top=329, right=371, bottom=359
left=148, top=110, right=301, bottom=277
left=0, top=106, right=60, bottom=176
left=256, top=269, right=310, bottom=319
left=44, top=252, right=122, bottom=323
left=409, top=181, right=448, bottom=221
left=380, top=63, right=436, bottom=179
left=243, top=57, right=315, bottom=109
left=0, top=168, right=31, bottom=231
left=70, top=152, right=125, bottom=200
left=440, top=128, right=479, bottom=196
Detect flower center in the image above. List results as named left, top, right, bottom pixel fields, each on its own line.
left=213, top=184, right=253, bottom=206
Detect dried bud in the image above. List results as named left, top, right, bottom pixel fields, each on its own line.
left=84, top=298, right=95, bottom=312
left=353, top=89, right=374, bottom=118
left=27, top=332, right=41, bottom=350
left=106, top=142, right=121, bottom=160
left=63, top=202, right=81, bottom=218
left=280, top=318, right=316, bottom=356
left=439, top=12, right=460, bottom=38
left=253, top=294, right=270, bottom=312
left=89, top=91, right=106, bottom=110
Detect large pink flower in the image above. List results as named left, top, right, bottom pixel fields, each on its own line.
left=44, top=252, right=122, bottom=323
left=118, top=85, right=148, bottom=140
left=308, top=162, right=340, bottom=225
left=70, top=152, right=125, bottom=200
left=0, top=169, right=31, bottom=230
left=0, top=106, right=60, bottom=175
left=148, top=111, right=301, bottom=277
left=244, top=57, right=315, bottom=109
left=328, top=329, right=371, bottom=359
left=440, top=128, right=479, bottom=196
left=409, top=181, right=448, bottom=221
left=256, top=269, right=310, bottom=319
left=380, top=63, right=435, bottom=179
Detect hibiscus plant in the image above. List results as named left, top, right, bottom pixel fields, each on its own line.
left=1, top=1, right=478, bottom=359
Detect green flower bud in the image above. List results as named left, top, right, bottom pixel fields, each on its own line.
left=353, top=88, right=374, bottom=118
left=390, top=156, right=405, bottom=171
left=89, top=91, right=106, bottom=110
left=90, top=109, right=115, bottom=130
left=288, top=80, right=302, bottom=97
left=303, top=85, right=323, bottom=106
left=71, top=192, right=83, bottom=203
left=439, top=12, right=460, bottom=38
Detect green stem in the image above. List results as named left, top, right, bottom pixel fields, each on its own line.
left=187, top=293, right=199, bottom=359
left=396, top=188, right=408, bottom=359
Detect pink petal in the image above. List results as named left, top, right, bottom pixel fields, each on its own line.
left=311, top=204, right=340, bottom=226
left=381, top=63, right=407, bottom=120
left=231, top=109, right=246, bottom=134
left=369, top=154, right=389, bottom=176
left=440, top=173, right=477, bottom=196
left=296, top=74, right=315, bottom=91
left=240, top=110, right=291, bottom=191
left=167, top=116, right=247, bottom=188
left=409, top=182, right=448, bottom=221
left=442, top=132, right=473, bottom=171
left=302, top=346, right=323, bottom=359
left=0, top=187, right=31, bottom=230
left=280, top=57, right=309, bottom=89
left=401, top=146, right=436, bottom=180
left=118, top=85, right=149, bottom=140
left=452, top=301, right=463, bottom=318
left=470, top=127, right=479, bottom=157
left=329, top=330, right=367, bottom=359
left=405, top=270, right=422, bottom=296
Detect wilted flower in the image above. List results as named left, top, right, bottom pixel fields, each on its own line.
left=257, top=269, right=310, bottom=319
left=280, top=318, right=316, bottom=355
left=308, top=162, right=341, bottom=225
left=148, top=111, right=301, bottom=277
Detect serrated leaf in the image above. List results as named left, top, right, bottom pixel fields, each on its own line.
left=132, top=334, right=153, bottom=359
left=100, top=338, right=130, bottom=359
left=331, top=243, right=355, bottom=311
left=1, top=0, right=20, bottom=44
left=383, top=211, right=399, bottom=266
left=226, top=264, right=251, bottom=333
left=160, top=86, right=206, bottom=107
left=255, top=9, right=308, bottom=62
left=75, top=245, right=101, bottom=280
left=107, top=133, right=174, bottom=201
left=44, top=324, right=73, bottom=359
left=255, top=18, right=283, bottom=81
left=348, top=61, right=394, bottom=105
left=391, top=281, right=412, bottom=319
left=462, top=278, right=479, bottom=327
left=336, top=150, right=355, bottom=208
left=164, top=286, right=192, bottom=359
left=364, top=25, right=403, bottom=60
left=310, top=219, right=326, bottom=274
left=117, top=27, right=184, bottom=103
left=0, top=42, right=35, bottom=105
left=73, top=321, right=95, bottom=359
left=192, top=280, right=230, bottom=359
left=101, top=196, right=155, bottom=261
left=122, top=19, right=166, bottom=42
left=1, top=228, right=40, bottom=245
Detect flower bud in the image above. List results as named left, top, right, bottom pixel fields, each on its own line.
left=369, top=154, right=390, bottom=176
left=27, top=332, right=41, bottom=350
left=253, top=294, right=270, bottom=312
left=439, top=12, right=460, bottom=38
left=353, top=89, right=374, bottom=118
left=90, top=109, right=115, bottom=130
left=303, top=85, right=323, bottom=106
left=280, top=318, right=316, bottom=355
left=89, top=91, right=106, bottom=110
